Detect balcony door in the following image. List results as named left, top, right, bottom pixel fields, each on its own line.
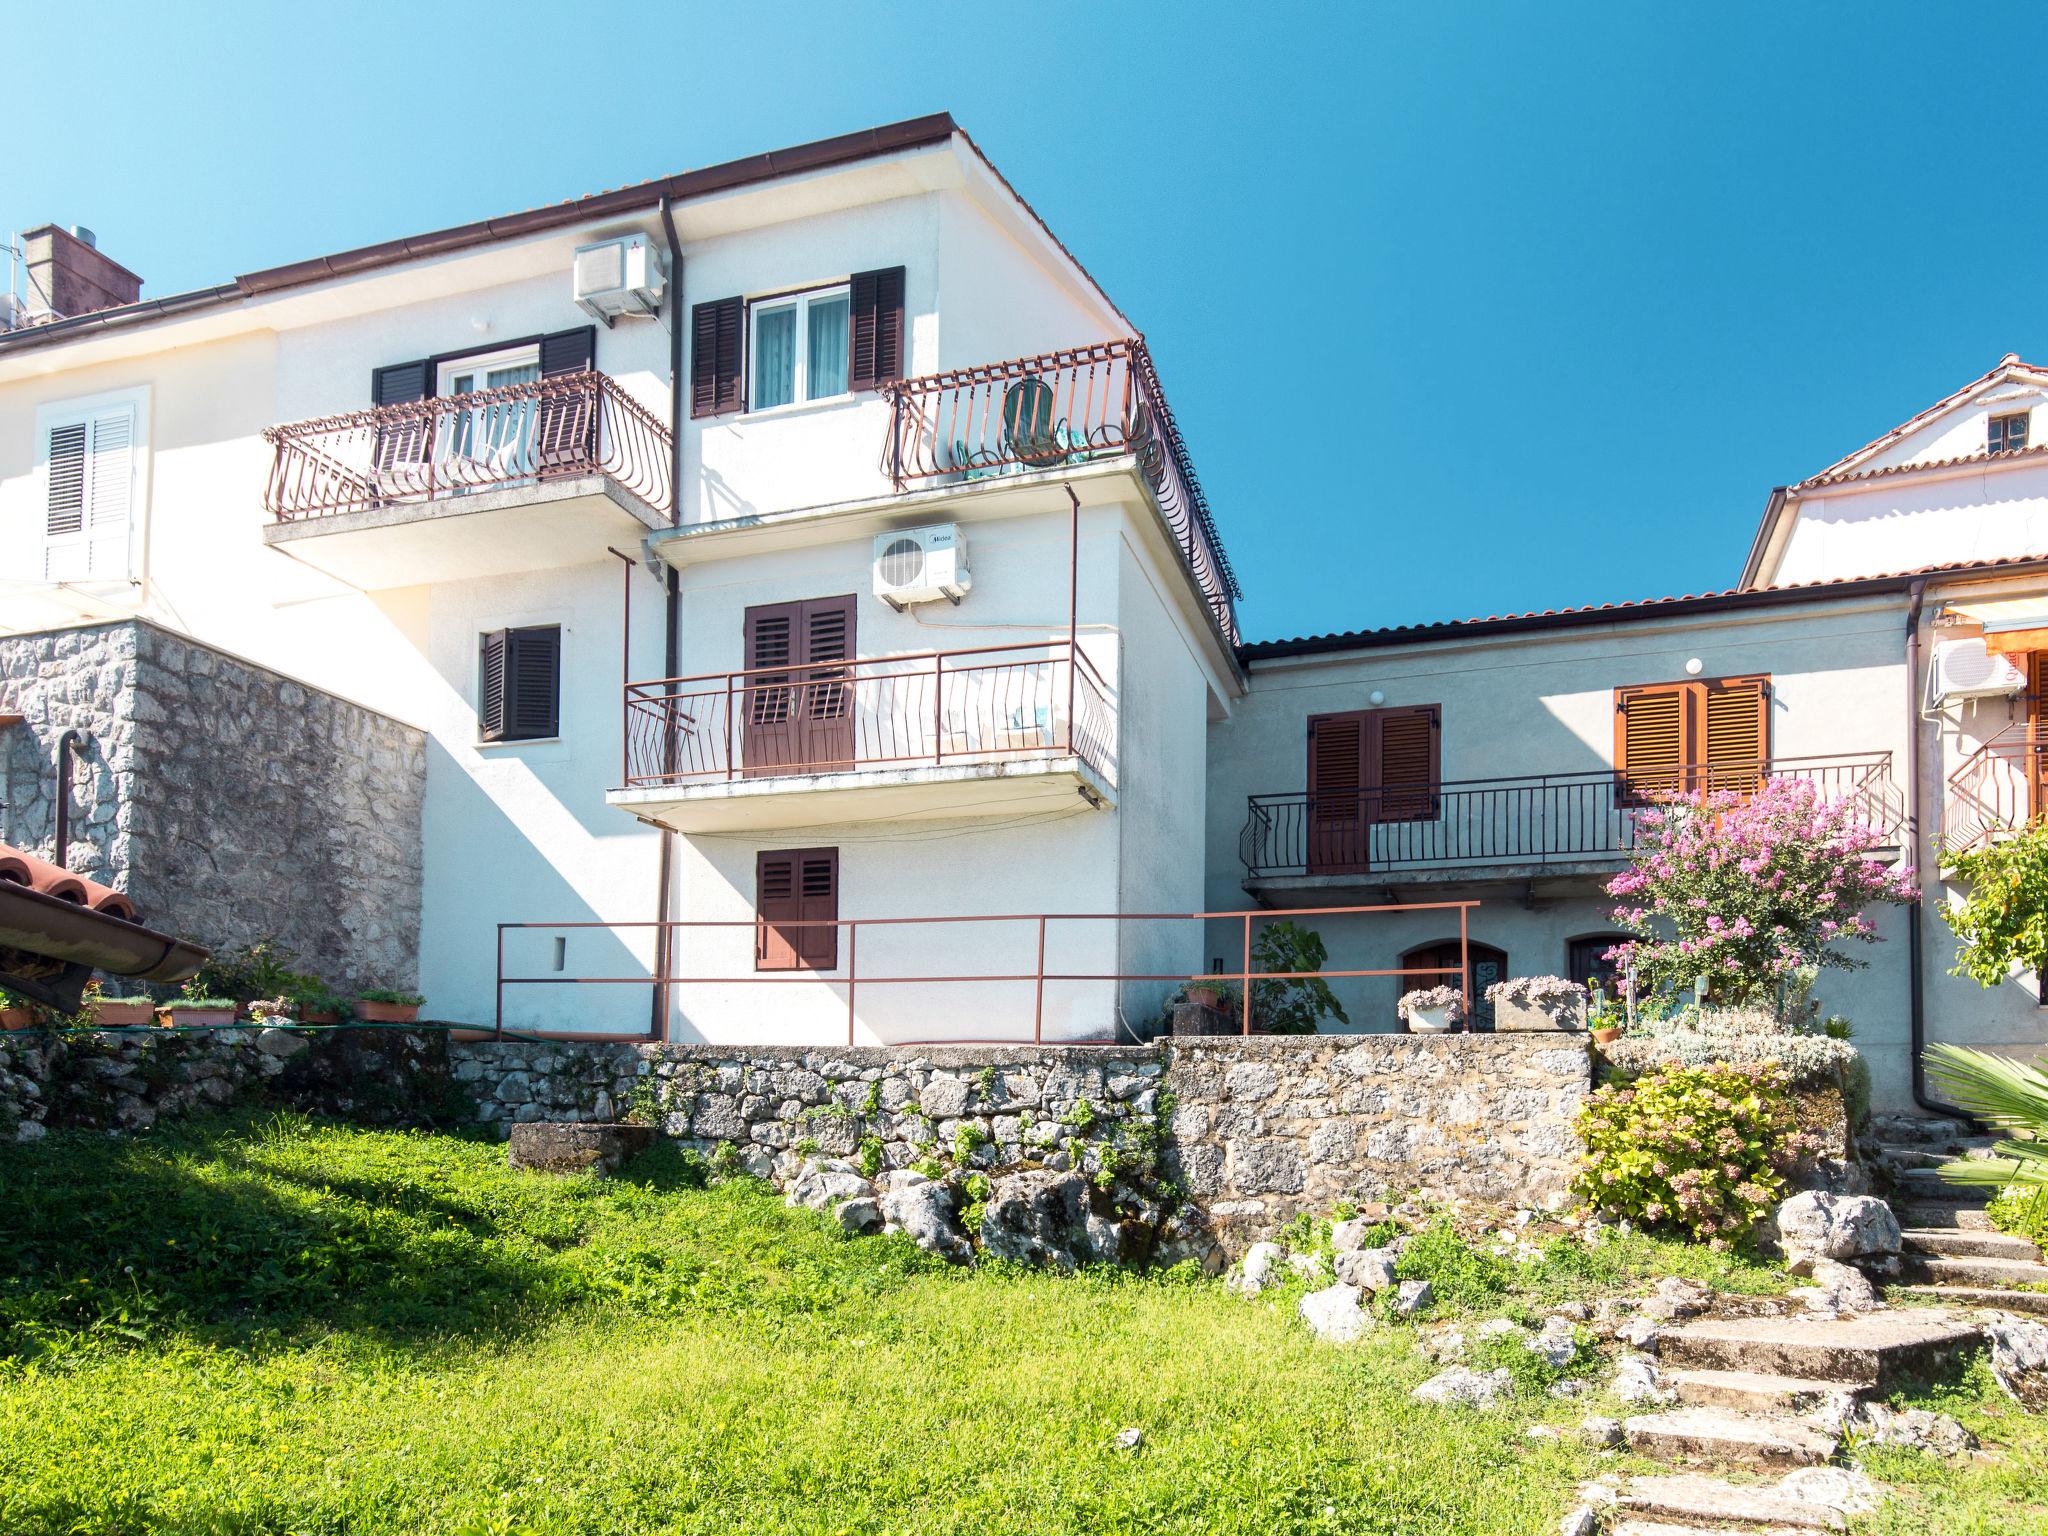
left=742, top=596, right=856, bottom=777
left=1305, top=705, right=1440, bottom=874
left=438, top=347, right=541, bottom=480
left=2031, top=651, right=2048, bottom=822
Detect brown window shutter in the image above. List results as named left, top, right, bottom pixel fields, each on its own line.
left=371, top=358, right=433, bottom=473
left=690, top=296, right=743, bottom=417
left=801, top=595, right=855, bottom=737
left=848, top=266, right=906, bottom=391
left=535, top=328, right=599, bottom=474
left=755, top=851, right=801, bottom=971
left=1616, top=684, right=1692, bottom=803
left=1307, top=711, right=1364, bottom=818
left=539, top=326, right=596, bottom=377
left=507, top=627, right=561, bottom=739
left=372, top=359, right=431, bottom=406
left=1368, top=705, right=1440, bottom=823
left=796, top=848, right=839, bottom=970
left=478, top=630, right=509, bottom=742
left=744, top=601, right=800, bottom=727
left=1701, top=677, right=1768, bottom=791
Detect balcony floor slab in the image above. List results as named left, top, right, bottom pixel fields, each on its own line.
left=263, top=475, right=666, bottom=588
left=1245, top=859, right=1629, bottom=906
left=608, top=754, right=1115, bottom=833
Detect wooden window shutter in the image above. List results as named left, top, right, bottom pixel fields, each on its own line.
left=848, top=266, right=906, bottom=391
left=1369, top=705, right=1440, bottom=822
left=757, top=847, right=837, bottom=971
left=478, top=630, right=510, bottom=742
left=371, top=358, right=433, bottom=476
left=538, top=326, right=596, bottom=377
left=796, top=848, right=839, bottom=969
left=1701, top=677, right=1768, bottom=791
left=535, top=328, right=599, bottom=474
left=1615, top=684, right=1689, bottom=804
left=755, top=851, right=801, bottom=971
left=372, top=359, right=431, bottom=406
left=1307, top=711, right=1364, bottom=823
left=507, top=627, right=561, bottom=739
left=690, top=296, right=744, bottom=417
left=744, top=601, right=800, bottom=726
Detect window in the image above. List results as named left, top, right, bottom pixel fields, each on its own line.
left=756, top=847, right=839, bottom=971
left=39, top=389, right=144, bottom=582
left=1614, top=675, right=1768, bottom=803
left=741, top=597, right=856, bottom=775
left=1567, top=935, right=1633, bottom=996
left=1990, top=411, right=2031, bottom=455
left=479, top=625, right=561, bottom=742
left=1304, top=704, right=1440, bottom=873
left=750, top=285, right=851, bottom=409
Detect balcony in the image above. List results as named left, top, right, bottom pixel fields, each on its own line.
left=607, top=639, right=1117, bottom=831
left=1943, top=723, right=2045, bottom=853
left=261, top=371, right=672, bottom=588
left=882, top=338, right=1240, bottom=645
left=1239, top=754, right=1899, bottom=900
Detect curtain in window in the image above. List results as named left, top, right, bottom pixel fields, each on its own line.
left=806, top=294, right=849, bottom=400
left=754, top=306, right=797, bottom=409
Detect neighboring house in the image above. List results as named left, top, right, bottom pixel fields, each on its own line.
left=0, top=120, right=2042, bottom=1114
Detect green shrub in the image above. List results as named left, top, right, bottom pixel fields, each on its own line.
left=1989, top=1185, right=2048, bottom=1248
left=855, top=1136, right=884, bottom=1180
left=1249, top=920, right=1348, bottom=1034
left=1465, top=1324, right=1600, bottom=1396
left=1940, top=823, right=2048, bottom=986
left=1573, top=1060, right=1816, bottom=1247
left=192, top=940, right=320, bottom=1007
left=1392, top=1219, right=1514, bottom=1311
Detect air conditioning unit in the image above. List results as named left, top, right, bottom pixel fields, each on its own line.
left=572, top=234, right=666, bottom=324
left=1932, top=637, right=2027, bottom=700
left=873, top=524, right=972, bottom=607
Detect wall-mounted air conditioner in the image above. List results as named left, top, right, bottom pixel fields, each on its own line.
left=873, top=524, right=972, bottom=608
left=1932, top=636, right=2027, bottom=700
left=572, top=235, right=666, bottom=324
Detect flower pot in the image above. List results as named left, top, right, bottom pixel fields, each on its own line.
left=93, top=1002, right=157, bottom=1026
left=449, top=1027, right=494, bottom=1043
left=1185, top=986, right=1223, bottom=1010
left=170, top=1006, right=236, bottom=1028
left=355, top=1000, right=421, bottom=1024
left=0, top=1005, right=34, bottom=1031
left=299, top=1010, right=341, bottom=1026
left=1407, top=1006, right=1456, bottom=1035
left=1591, top=1025, right=1623, bottom=1046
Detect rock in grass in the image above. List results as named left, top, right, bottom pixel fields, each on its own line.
left=1772, top=1191, right=1902, bottom=1275
left=1558, top=1507, right=1598, bottom=1536
left=880, top=1180, right=972, bottom=1264
left=834, top=1197, right=881, bottom=1235
left=1529, top=1316, right=1581, bottom=1369
left=1637, top=1275, right=1711, bottom=1321
left=978, top=1170, right=1091, bottom=1270
left=1227, top=1241, right=1286, bottom=1297
left=1114, top=1427, right=1144, bottom=1451
left=1610, top=1354, right=1670, bottom=1405
left=1988, top=1319, right=2048, bottom=1408
left=1336, top=1246, right=1398, bottom=1292
left=1412, top=1366, right=1512, bottom=1410
left=1393, top=1279, right=1432, bottom=1318
left=1299, top=1282, right=1369, bottom=1344
left=1288, top=1249, right=1331, bottom=1283
left=1331, top=1217, right=1375, bottom=1253
left=1579, top=1415, right=1623, bottom=1448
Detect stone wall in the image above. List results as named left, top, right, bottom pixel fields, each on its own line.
left=0, top=619, right=425, bottom=992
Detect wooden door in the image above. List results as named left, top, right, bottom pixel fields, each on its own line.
left=742, top=597, right=856, bottom=776
left=2031, top=652, right=2048, bottom=823
left=1305, top=707, right=1440, bottom=874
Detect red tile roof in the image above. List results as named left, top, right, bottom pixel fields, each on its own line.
left=1799, top=354, right=2048, bottom=486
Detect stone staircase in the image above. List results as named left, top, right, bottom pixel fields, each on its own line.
left=1869, top=1116, right=2048, bottom=1315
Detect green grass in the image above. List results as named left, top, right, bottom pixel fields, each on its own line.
left=0, top=1116, right=2040, bottom=1535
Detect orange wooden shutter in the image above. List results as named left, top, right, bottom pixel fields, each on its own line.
left=1701, top=677, right=1768, bottom=791
left=1308, top=711, right=1364, bottom=824
left=1616, top=684, right=1689, bottom=803
left=1370, top=705, right=1439, bottom=822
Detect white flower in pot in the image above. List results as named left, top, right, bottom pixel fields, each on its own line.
left=1397, top=986, right=1466, bottom=1034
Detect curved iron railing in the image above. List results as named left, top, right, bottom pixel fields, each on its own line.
left=1240, top=754, right=1899, bottom=878
left=264, top=370, right=673, bottom=522
left=1943, top=722, right=2046, bottom=853
left=882, top=338, right=1240, bottom=644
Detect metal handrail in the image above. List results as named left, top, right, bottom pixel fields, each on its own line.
left=881, top=337, right=1240, bottom=644
left=1942, top=721, right=2048, bottom=853
left=1240, top=753, right=1899, bottom=878
left=620, top=638, right=1116, bottom=789
left=263, top=370, right=674, bottom=521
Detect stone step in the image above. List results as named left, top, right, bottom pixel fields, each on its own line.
left=1901, top=1226, right=2045, bottom=1262
left=1668, top=1367, right=1860, bottom=1415
left=1623, top=1408, right=1839, bottom=1468
left=1867, top=1114, right=1973, bottom=1145
left=1618, top=1473, right=1847, bottom=1531
left=1611, top=1521, right=1813, bottom=1536
left=1892, top=1283, right=2048, bottom=1317
left=1898, top=1253, right=2048, bottom=1287
left=1655, top=1311, right=1982, bottom=1386
left=1896, top=1201, right=1998, bottom=1231
left=1870, top=1137, right=2003, bottom=1164
left=1891, top=1167, right=1995, bottom=1203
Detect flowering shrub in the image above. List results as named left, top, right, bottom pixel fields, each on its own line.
left=1606, top=778, right=1917, bottom=1005
left=1397, top=986, right=1466, bottom=1025
left=1572, top=1060, right=1818, bottom=1246
left=1939, top=823, right=2048, bottom=988
left=1485, top=975, right=1586, bottom=1018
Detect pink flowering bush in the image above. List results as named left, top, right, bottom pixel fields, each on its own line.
left=1573, top=1060, right=1818, bottom=1246
left=1606, top=778, right=1917, bottom=1006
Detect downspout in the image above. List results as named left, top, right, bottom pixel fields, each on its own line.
left=1903, top=578, right=1970, bottom=1121
left=648, top=194, right=685, bottom=1042
left=53, top=729, right=86, bottom=869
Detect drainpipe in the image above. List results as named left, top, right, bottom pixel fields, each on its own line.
left=647, top=194, right=686, bottom=1042
left=1903, top=579, right=1970, bottom=1122
left=52, top=729, right=87, bottom=869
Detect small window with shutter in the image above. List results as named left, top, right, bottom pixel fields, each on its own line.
left=1615, top=675, right=1770, bottom=803
left=756, top=847, right=839, bottom=972
left=478, top=625, right=562, bottom=743
left=39, top=391, right=143, bottom=583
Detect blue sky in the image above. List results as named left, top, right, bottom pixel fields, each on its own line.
left=13, top=2, right=2047, bottom=642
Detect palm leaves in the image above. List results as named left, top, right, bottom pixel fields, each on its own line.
left=1922, top=1043, right=2048, bottom=1191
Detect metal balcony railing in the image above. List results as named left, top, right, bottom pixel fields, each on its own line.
left=1239, top=754, right=1899, bottom=879
left=264, top=370, right=673, bottom=521
left=881, top=338, right=1240, bottom=644
left=620, top=640, right=1116, bottom=790
left=1943, top=721, right=2046, bottom=853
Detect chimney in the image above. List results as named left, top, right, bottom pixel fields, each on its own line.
left=21, top=225, right=142, bottom=323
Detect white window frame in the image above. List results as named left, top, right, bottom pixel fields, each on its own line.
left=34, top=385, right=150, bottom=586
left=745, top=283, right=852, bottom=415
left=436, top=344, right=541, bottom=399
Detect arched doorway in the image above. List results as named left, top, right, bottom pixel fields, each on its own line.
left=1401, top=939, right=1508, bottom=1031
left=1566, top=934, right=1634, bottom=998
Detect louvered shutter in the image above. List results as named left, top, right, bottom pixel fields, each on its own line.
left=1701, top=677, right=1768, bottom=792
left=507, top=627, right=561, bottom=739
left=755, top=851, right=801, bottom=971
left=370, top=358, right=432, bottom=476
left=534, top=328, right=598, bottom=478
left=848, top=266, right=906, bottom=391
left=800, top=596, right=855, bottom=765
left=1616, top=684, right=1690, bottom=804
left=690, top=297, right=744, bottom=417
left=745, top=602, right=799, bottom=726
left=44, top=405, right=136, bottom=582
left=478, top=630, right=510, bottom=741
left=1370, top=705, right=1440, bottom=823
left=1308, top=712, right=1364, bottom=823
left=796, top=848, right=839, bottom=969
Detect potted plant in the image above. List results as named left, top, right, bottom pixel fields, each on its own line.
left=93, top=994, right=160, bottom=1026
left=355, top=989, right=425, bottom=1024
left=1587, top=994, right=1626, bottom=1045
left=168, top=988, right=238, bottom=1027
left=1398, top=985, right=1465, bottom=1035
left=0, top=988, right=36, bottom=1030
left=248, top=996, right=298, bottom=1025
left=1485, top=975, right=1589, bottom=1033
left=293, top=988, right=352, bottom=1026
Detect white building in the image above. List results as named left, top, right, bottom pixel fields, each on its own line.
left=1, top=119, right=2042, bottom=1114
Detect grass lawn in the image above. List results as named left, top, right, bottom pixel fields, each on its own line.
left=0, top=1116, right=2040, bottom=1536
